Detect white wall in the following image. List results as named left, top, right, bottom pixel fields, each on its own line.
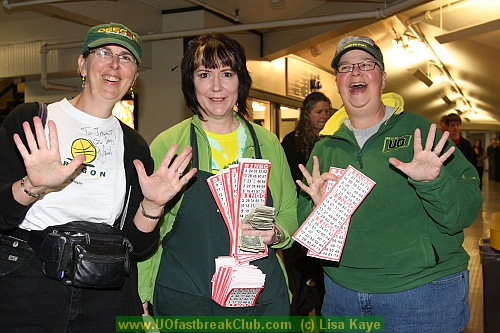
left=136, top=38, right=191, bottom=144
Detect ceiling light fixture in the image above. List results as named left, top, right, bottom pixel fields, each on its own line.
left=309, top=45, right=321, bottom=57
left=391, top=29, right=418, bottom=53
left=269, top=0, right=286, bottom=9
left=410, top=68, right=433, bottom=87
left=442, top=95, right=454, bottom=106
left=405, top=20, right=475, bottom=114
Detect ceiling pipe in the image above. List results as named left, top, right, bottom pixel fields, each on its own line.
left=186, top=0, right=239, bottom=22
left=3, top=0, right=66, bottom=9
left=39, top=0, right=428, bottom=90
left=141, top=0, right=427, bottom=41
left=406, top=0, right=472, bottom=26
left=40, top=43, right=79, bottom=91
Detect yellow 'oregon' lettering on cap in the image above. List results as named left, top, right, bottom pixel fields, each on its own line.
left=97, top=27, right=138, bottom=42
left=342, top=42, right=369, bottom=50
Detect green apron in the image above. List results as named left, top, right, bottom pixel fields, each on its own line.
left=153, top=122, right=289, bottom=319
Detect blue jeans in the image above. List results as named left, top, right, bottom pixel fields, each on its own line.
left=322, top=270, right=470, bottom=333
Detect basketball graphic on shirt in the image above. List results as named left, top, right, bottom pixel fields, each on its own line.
left=71, top=138, right=96, bottom=164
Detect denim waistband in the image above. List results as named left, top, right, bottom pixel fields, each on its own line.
left=0, top=234, right=35, bottom=254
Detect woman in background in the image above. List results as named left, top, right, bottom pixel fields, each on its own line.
left=281, top=91, right=331, bottom=316
left=281, top=92, right=332, bottom=195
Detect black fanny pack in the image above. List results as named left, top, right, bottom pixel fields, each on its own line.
left=28, top=221, right=132, bottom=288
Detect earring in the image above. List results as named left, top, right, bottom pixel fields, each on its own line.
left=81, top=76, right=86, bottom=89
left=130, top=86, right=134, bottom=99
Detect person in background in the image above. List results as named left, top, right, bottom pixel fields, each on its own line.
left=282, top=92, right=332, bottom=195
left=281, top=91, right=331, bottom=316
left=439, top=114, right=448, bottom=133
left=445, top=113, right=475, bottom=166
left=494, top=140, right=500, bottom=182
left=486, top=138, right=496, bottom=180
left=138, top=32, right=298, bottom=320
left=0, top=23, right=196, bottom=332
left=473, top=139, right=486, bottom=190
left=297, top=35, right=482, bottom=333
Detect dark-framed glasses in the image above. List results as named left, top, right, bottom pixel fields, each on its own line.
left=89, top=48, right=136, bottom=66
left=336, top=61, right=379, bottom=73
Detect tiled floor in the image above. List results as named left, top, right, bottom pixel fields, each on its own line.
left=463, top=172, right=500, bottom=333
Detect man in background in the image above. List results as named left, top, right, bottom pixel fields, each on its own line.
left=445, top=113, right=475, bottom=166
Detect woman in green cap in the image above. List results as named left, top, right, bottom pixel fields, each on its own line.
left=0, top=22, right=195, bottom=332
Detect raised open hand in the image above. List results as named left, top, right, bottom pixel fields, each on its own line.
left=297, top=156, right=338, bottom=206
left=13, top=117, right=86, bottom=193
left=389, top=123, right=455, bottom=182
left=134, top=143, right=197, bottom=209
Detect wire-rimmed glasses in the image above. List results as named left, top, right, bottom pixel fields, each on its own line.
left=336, top=61, right=379, bottom=74
left=89, top=48, right=136, bottom=66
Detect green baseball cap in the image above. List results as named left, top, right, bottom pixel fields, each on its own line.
left=82, top=22, right=142, bottom=64
left=331, top=36, right=384, bottom=72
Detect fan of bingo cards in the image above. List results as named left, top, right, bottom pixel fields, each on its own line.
left=293, top=165, right=375, bottom=261
left=207, top=158, right=276, bottom=307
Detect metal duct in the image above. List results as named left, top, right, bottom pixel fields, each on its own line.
left=39, top=0, right=428, bottom=90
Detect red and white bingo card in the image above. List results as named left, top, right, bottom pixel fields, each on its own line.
left=293, top=165, right=375, bottom=261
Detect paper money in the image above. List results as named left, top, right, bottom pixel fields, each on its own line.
left=238, top=204, right=276, bottom=252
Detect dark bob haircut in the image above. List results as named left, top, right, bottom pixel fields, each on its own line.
left=181, top=32, right=252, bottom=120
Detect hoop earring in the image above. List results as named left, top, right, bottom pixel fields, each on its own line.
left=130, top=86, right=134, bottom=99
left=81, top=76, right=86, bottom=89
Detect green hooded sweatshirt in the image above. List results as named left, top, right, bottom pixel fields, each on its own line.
left=298, top=92, right=483, bottom=293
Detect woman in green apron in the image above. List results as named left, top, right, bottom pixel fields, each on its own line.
left=138, top=32, right=298, bottom=325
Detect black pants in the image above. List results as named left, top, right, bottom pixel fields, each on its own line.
left=0, top=236, right=142, bottom=333
left=282, top=242, right=325, bottom=316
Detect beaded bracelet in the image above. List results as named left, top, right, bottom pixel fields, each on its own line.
left=20, top=177, right=45, bottom=199
left=139, top=202, right=164, bottom=220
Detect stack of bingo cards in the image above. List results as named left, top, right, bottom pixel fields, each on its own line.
left=207, top=158, right=274, bottom=307
left=211, top=257, right=265, bottom=307
left=293, top=165, right=375, bottom=261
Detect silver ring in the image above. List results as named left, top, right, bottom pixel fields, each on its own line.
left=177, top=171, right=182, bottom=176
left=433, top=151, right=440, bottom=155
left=307, top=181, right=313, bottom=186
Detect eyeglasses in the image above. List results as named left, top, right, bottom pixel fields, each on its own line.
left=336, top=61, right=379, bottom=73
left=89, top=48, right=136, bottom=66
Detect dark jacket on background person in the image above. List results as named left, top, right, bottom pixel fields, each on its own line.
left=281, top=130, right=324, bottom=316
left=281, top=130, right=319, bottom=195
left=455, top=136, right=475, bottom=167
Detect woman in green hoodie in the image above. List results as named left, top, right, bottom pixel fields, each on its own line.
left=297, top=36, right=482, bottom=333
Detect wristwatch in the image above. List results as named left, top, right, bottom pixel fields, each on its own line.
left=272, top=225, right=283, bottom=245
